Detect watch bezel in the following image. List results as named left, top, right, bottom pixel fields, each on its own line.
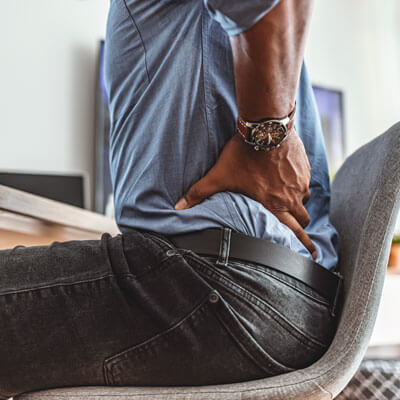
left=244, top=119, right=289, bottom=151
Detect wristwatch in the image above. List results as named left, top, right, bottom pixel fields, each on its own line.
left=237, top=104, right=296, bottom=152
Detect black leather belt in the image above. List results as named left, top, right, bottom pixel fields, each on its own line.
left=167, top=227, right=342, bottom=311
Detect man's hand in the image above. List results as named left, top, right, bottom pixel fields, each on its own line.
left=174, top=130, right=317, bottom=259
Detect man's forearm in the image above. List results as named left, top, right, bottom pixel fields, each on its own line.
left=230, top=0, right=314, bottom=120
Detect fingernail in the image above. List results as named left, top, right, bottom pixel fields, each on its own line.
left=174, top=197, right=188, bottom=210
left=312, top=250, right=317, bottom=260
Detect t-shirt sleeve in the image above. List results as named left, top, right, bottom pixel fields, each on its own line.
left=203, top=0, right=280, bottom=36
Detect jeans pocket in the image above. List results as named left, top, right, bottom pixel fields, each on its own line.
left=103, top=290, right=291, bottom=386
left=183, top=252, right=335, bottom=371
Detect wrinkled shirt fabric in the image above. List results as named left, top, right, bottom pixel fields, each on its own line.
left=104, top=0, right=339, bottom=270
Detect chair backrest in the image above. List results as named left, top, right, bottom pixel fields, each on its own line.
left=320, top=121, right=400, bottom=397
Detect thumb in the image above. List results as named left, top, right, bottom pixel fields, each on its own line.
left=174, top=173, right=221, bottom=210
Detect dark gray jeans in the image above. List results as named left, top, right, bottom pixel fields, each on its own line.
left=0, top=228, right=336, bottom=398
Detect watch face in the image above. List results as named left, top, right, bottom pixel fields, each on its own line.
left=252, top=120, right=287, bottom=150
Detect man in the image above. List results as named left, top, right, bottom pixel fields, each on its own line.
left=0, top=0, right=341, bottom=397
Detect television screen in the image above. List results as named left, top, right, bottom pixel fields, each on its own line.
left=312, top=85, right=345, bottom=175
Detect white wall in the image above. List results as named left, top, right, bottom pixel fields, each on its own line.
left=306, top=0, right=400, bottom=156
left=306, top=0, right=400, bottom=234
left=0, top=0, right=109, bottom=208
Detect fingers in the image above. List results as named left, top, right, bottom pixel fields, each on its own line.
left=275, top=211, right=317, bottom=260
left=302, top=189, right=311, bottom=205
left=174, top=172, right=220, bottom=210
left=291, top=204, right=310, bottom=228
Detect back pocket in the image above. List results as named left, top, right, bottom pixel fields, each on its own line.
left=183, top=252, right=335, bottom=370
left=103, top=291, right=291, bottom=386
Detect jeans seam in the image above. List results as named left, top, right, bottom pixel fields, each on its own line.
left=0, top=274, right=120, bottom=297
left=229, top=259, right=330, bottom=306
left=123, top=256, right=177, bottom=282
left=141, top=231, right=175, bottom=251
left=206, top=269, right=327, bottom=350
left=211, top=296, right=294, bottom=375
left=120, top=0, right=150, bottom=83
left=185, top=253, right=329, bottom=349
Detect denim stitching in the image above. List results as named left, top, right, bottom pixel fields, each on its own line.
left=121, top=0, right=150, bottom=83
left=104, top=233, right=131, bottom=278
left=228, top=259, right=330, bottom=306
left=211, top=296, right=294, bottom=375
left=103, top=292, right=211, bottom=384
left=200, top=265, right=327, bottom=350
left=141, top=231, right=175, bottom=251
left=216, top=227, right=231, bottom=266
left=0, top=274, right=117, bottom=297
left=123, top=256, right=177, bottom=282
left=184, top=253, right=329, bottom=349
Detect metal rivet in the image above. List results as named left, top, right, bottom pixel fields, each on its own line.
left=208, top=292, right=219, bottom=304
left=166, top=249, right=175, bottom=257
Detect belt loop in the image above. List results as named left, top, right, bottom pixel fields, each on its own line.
left=216, top=227, right=232, bottom=267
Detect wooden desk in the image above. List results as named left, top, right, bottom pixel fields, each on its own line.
left=0, top=184, right=120, bottom=249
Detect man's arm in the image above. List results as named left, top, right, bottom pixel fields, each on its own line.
left=175, top=0, right=317, bottom=258
left=230, top=0, right=313, bottom=120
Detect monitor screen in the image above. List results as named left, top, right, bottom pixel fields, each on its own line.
left=312, top=85, right=345, bottom=175
left=0, top=172, right=85, bottom=208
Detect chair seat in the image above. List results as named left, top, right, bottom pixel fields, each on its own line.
left=13, top=368, right=335, bottom=400
left=13, top=377, right=312, bottom=400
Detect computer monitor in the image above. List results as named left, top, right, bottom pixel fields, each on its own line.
left=312, top=85, right=345, bottom=175
left=0, top=172, right=85, bottom=208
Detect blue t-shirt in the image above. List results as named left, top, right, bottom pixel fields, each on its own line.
left=104, top=0, right=339, bottom=270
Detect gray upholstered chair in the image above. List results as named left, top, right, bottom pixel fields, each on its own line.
left=15, top=123, right=400, bottom=400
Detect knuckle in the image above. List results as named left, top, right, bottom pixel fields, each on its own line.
left=302, top=215, right=310, bottom=228
left=253, top=185, right=266, bottom=202
left=187, top=185, right=203, bottom=201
